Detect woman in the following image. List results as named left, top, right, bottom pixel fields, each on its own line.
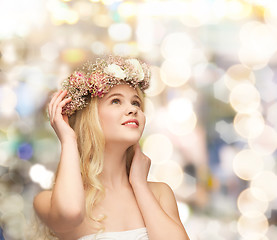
left=33, top=56, right=190, bottom=240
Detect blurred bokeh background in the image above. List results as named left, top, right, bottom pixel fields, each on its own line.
left=1, top=0, right=277, bottom=239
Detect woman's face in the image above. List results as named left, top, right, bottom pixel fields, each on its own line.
left=98, top=84, right=146, bottom=147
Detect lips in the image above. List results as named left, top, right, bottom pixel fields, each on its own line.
left=122, top=119, right=139, bottom=126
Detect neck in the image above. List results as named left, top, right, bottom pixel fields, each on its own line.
left=99, top=142, right=132, bottom=190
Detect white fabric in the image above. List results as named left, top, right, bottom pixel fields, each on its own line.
left=77, top=227, right=149, bottom=240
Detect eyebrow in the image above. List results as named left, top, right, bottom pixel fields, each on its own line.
left=106, top=93, right=141, bottom=102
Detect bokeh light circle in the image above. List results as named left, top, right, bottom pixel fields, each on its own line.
left=237, top=188, right=268, bottom=216
left=239, top=21, right=277, bottom=69
left=161, top=60, right=191, bottom=87
left=108, top=23, right=132, bottom=41
left=0, top=194, right=24, bottom=215
left=234, top=112, right=265, bottom=139
left=224, top=64, right=255, bottom=90
left=1, top=212, right=26, bottom=239
left=166, top=98, right=197, bottom=135
left=249, top=125, right=277, bottom=155
left=161, top=32, right=193, bottom=59
left=145, top=66, right=165, bottom=96
left=29, top=164, right=54, bottom=189
left=238, top=213, right=268, bottom=239
left=0, top=86, right=17, bottom=115
left=229, top=83, right=260, bottom=113
left=142, top=134, right=173, bottom=164
left=250, top=171, right=277, bottom=201
left=153, top=161, right=184, bottom=190
left=233, top=149, right=263, bottom=180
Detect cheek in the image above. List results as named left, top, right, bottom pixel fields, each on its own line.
left=140, top=113, right=146, bottom=129
left=98, top=110, right=119, bottom=133
left=98, top=110, right=110, bottom=131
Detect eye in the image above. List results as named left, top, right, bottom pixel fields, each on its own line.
left=111, top=98, right=121, bottom=104
left=132, top=100, right=141, bottom=108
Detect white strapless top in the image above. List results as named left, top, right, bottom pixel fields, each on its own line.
left=77, top=227, right=149, bottom=240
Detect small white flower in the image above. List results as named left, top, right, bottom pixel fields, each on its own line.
left=126, top=59, right=145, bottom=81
left=104, top=64, right=126, bottom=79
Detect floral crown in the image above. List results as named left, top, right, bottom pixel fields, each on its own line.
left=61, top=55, right=151, bottom=116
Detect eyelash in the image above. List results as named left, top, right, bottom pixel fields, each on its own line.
left=111, top=98, right=141, bottom=108
left=111, top=98, right=121, bottom=104
left=132, top=100, right=141, bottom=107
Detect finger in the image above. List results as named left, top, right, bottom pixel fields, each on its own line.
left=49, top=90, right=64, bottom=122
left=51, top=90, right=68, bottom=122
left=48, top=90, right=63, bottom=118
left=56, top=96, right=72, bottom=115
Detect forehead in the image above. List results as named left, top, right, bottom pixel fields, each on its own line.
left=105, top=84, right=138, bottom=97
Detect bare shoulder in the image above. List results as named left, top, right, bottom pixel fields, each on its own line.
left=147, top=181, right=183, bottom=224
left=33, top=190, right=52, bottom=224
left=34, top=190, right=52, bottom=206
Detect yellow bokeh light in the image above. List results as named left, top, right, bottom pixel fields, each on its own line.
left=229, top=83, right=260, bottom=114
left=234, top=112, right=265, bottom=139
left=101, top=0, right=116, bottom=5
left=264, top=3, right=277, bottom=26
left=237, top=188, right=268, bottom=215
left=161, top=60, right=191, bottom=87
left=153, top=161, right=184, bottom=190
left=61, top=48, right=86, bottom=64
left=237, top=212, right=268, bottom=238
left=226, top=0, right=252, bottom=20
left=233, top=149, right=263, bottom=181
left=118, top=1, right=137, bottom=18
left=244, top=0, right=270, bottom=6
left=145, top=66, right=165, bottom=97
left=250, top=171, right=277, bottom=201
left=49, top=2, right=79, bottom=25
left=249, top=125, right=277, bottom=155
left=224, top=64, right=255, bottom=90
left=93, top=14, right=112, bottom=27
left=142, top=134, right=173, bottom=164
left=66, top=10, right=79, bottom=25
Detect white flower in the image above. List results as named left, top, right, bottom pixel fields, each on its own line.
left=104, top=64, right=126, bottom=79
left=126, top=59, right=145, bottom=81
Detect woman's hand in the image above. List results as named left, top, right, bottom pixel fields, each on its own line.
left=48, top=90, right=76, bottom=144
left=129, top=143, right=151, bottom=188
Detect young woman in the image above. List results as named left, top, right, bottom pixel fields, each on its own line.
left=33, top=56, right=190, bottom=240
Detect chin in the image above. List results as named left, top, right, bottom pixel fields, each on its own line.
left=120, top=136, right=141, bottom=147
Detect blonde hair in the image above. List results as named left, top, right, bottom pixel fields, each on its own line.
left=69, top=96, right=106, bottom=229
left=31, top=87, right=145, bottom=239
left=72, top=87, right=144, bottom=223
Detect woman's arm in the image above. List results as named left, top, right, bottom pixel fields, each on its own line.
left=33, top=90, right=85, bottom=233
left=129, top=144, right=190, bottom=240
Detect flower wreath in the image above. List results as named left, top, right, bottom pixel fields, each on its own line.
left=61, top=55, right=151, bottom=116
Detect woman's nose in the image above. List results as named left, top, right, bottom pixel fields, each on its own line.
left=126, top=104, right=138, bottom=115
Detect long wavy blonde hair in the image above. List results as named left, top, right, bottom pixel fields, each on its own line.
left=29, top=87, right=145, bottom=239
